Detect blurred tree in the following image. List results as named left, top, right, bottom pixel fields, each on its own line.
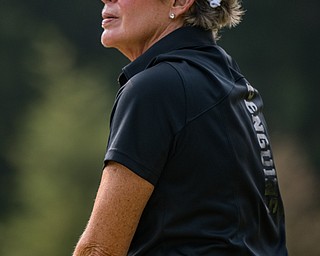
left=0, top=0, right=126, bottom=220
left=2, top=27, right=114, bottom=256
left=274, top=138, right=320, bottom=256
left=0, top=1, right=40, bottom=219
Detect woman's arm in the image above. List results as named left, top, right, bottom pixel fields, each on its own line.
left=72, top=161, right=154, bottom=256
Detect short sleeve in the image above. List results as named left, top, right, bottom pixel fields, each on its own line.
left=104, top=63, right=185, bottom=185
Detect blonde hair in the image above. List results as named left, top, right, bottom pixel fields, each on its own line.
left=183, top=0, right=244, bottom=39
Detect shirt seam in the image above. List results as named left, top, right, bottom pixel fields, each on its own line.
left=105, top=148, right=159, bottom=184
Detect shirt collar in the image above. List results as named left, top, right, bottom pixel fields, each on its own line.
left=118, top=26, right=215, bottom=86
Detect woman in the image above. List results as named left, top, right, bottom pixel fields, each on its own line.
left=73, top=0, right=287, bottom=255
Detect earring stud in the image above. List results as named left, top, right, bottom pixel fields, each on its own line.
left=169, top=13, right=175, bottom=19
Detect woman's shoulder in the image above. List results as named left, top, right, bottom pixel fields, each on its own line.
left=125, top=62, right=185, bottom=99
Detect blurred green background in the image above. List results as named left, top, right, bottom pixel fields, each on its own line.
left=1, top=0, right=319, bottom=255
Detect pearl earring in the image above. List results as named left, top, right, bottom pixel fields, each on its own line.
left=169, top=13, right=175, bottom=19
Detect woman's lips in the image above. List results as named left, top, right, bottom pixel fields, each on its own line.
left=102, top=18, right=113, bottom=28
left=102, top=13, right=118, bottom=28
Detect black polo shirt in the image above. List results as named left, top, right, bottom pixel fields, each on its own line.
left=105, top=27, right=287, bottom=255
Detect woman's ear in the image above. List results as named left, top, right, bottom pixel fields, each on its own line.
left=170, top=0, right=195, bottom=18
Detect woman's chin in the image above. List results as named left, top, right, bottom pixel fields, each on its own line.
left=101, top=31, right=114, bottom=48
